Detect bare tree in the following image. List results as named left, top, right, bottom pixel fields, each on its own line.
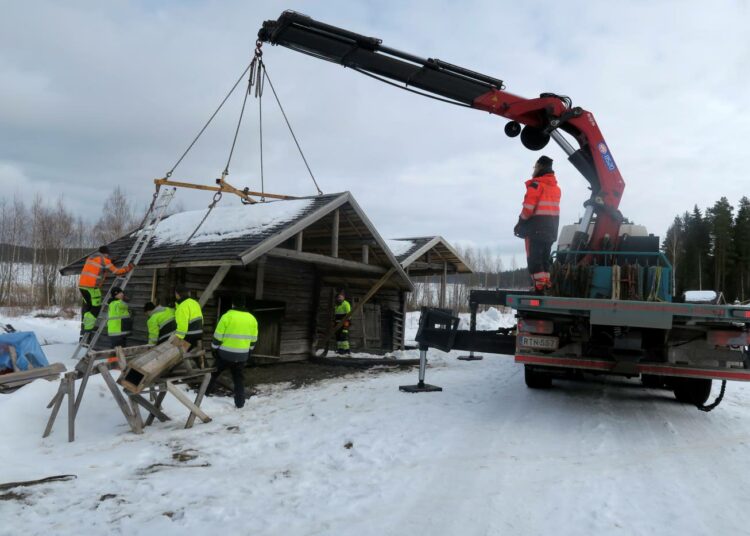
left=94, top=186, right=137, bottom=244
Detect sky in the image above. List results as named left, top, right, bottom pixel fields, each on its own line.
left=1, top=0, right=749, bottom=265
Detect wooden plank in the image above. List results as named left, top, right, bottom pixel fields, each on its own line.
left=145, top=389, right=168, bottom=426
left=42, top=377, right=67, bottom=439
left=131, top=394, right=171, bottom=423
left=97, top=364, right=137, bottom=432
left=332, top=208, right=339, bottom=258
left=66, top=373, right=75, bottom=442
left=255, top=256, right=266, bottom=300
left=199, top=265, right=232, bottom=307
left=266, top=248, right=387, bottom=274
left=295, top=231, right=303, bottom=252
left=362, top=244, right=369, bottom=264
left=0, top=362, right=66, bottom=386
left=129, top=397, right=144, bottom=434
left=166, top=381, right=211, bottom=424
left=185, top=373, right=212, bottom=429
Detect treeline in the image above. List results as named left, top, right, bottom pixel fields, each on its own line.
left=662, top=196, right=750, bottom=301
left=406, top=246, right=527, bottom=312
left=0, top=187, right=140, bottom=307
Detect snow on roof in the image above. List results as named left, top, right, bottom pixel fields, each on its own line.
left=683, top=290, right=718, bottom=303
left=153, top=199, right=315, bottom=246
left=386, top=239, right=416, bottom=257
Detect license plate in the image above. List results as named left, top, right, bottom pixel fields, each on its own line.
left=519, top=334, right=559, bottom=350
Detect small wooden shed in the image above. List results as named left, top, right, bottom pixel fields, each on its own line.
left=387, top=237, right=472, bottom=307
left=61, top=192, right=413, bottom=361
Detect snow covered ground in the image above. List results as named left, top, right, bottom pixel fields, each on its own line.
left=3, top=312, right=750, bottom=536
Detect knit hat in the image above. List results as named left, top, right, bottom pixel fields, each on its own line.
left=536, top=155, right=553, bottom=168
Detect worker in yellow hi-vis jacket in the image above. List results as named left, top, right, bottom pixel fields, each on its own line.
left=207, top=296, right=258, bottom=409
left=174, top=286, right=203, bottom=350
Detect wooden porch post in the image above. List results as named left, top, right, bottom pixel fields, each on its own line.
left=332, top=209, right=339, bottom=258
left=295, top=231, right=304, bottom=252
left=362, top=244, right=369, bottom=264
left=255, top=256, right=266, bottom=300
left=439, top=261, right=447, bottom=308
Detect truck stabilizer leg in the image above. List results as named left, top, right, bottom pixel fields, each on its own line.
left=400, top=347, right=442, bottom=393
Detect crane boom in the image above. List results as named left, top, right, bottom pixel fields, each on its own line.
left=258, top=10, right=626, bottom=252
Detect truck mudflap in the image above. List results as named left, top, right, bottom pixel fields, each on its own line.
left=516, top=354, right=750, bottom=382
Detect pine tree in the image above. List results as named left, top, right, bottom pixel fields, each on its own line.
left=707, top=197, right=734, bottom=294
left=734, top=196, right=750, bottom=301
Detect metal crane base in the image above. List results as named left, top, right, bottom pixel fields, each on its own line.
left=458, top=354, right=484, bottom=361
left=399, top=381, right=443, bottom=393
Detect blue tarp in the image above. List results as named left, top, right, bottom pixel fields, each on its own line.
left=0, top=332, right=50, bottom=371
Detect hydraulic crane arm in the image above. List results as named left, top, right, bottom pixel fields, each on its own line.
left=258, top=11, right=626, bottom=252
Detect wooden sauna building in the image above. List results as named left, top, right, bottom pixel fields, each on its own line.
left=61, top=192, right=413, bottom=361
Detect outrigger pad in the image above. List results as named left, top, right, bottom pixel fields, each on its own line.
left=399, top=382, right=443, bottom=393
left=457, top=354, right=484, bottom=361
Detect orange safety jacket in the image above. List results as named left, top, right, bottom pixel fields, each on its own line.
left=78, top=254, right=131, bottom=289
left=518, top=173, right=561, bottom=241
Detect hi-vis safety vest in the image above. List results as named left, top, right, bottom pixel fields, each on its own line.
left=211, top=308, right=258, bottom=362
left=334, top=300, right=351, bottom=321
left=175, top=298, right=203, bottom=339
left=147, top=306, right=176, bottom=344
left=107, top=299, right=132, bottom=337
left=78, top=254, right=130, bottom=289
left=519, top=173, right=561, bottom=220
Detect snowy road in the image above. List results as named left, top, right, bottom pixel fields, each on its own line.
left=2, top=315, right=750, bottom=535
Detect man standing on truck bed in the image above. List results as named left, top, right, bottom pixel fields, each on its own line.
left=514, top=155, right=561, bottom=293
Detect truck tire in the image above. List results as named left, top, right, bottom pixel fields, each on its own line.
left=673, top=378, right=712, bottom=405
left=641, top=374, right=665, bottom=389
left=524, top=365, right=552, bottom=389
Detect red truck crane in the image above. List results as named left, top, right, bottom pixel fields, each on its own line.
left=258, top=11, right=750, bottom=409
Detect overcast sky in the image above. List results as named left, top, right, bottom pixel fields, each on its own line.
left=2, top=0, right=749, bottom=264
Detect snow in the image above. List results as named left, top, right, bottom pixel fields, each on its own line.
left=385, top=239, right=416, bottom=257
left=152, top=199, right=315, bottom=246
left=684, top=290, right=718, bottom=303
left=3, top=313, right=750, bottom=536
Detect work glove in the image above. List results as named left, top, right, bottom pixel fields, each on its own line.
left=513, top=220, right=523, bottom=238
left=128, top=263, right=135, bottom=271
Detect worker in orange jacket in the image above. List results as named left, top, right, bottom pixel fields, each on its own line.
left=513, top=155, right=561, bottom=293
left=78, top=246, right=133, bottom=335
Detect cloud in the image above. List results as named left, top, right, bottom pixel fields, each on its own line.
left=1, top=0, right=748, bottom=261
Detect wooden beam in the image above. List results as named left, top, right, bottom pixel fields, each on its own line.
left=166, top=381, right=211, bottom=424
left=255, top=256, right=266, bottom=300
left=362, top=244, right=369, bottom=264
left=150, top=269, right=158, bottom=303
left=267, top=248, right=387, bottom=274
left=295, top=231, right=303, bottom=252
left=439, top=261, right=447, bottom=308
left=199, top=265, right=232, bottom=307
left=332, top=209, right=339, bottom=258
left=154, top=178, right=301, bottom=203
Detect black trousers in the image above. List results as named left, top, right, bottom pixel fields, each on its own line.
left=525, top=237, right=554, bottom=286
left=208, top=356, right=247, bottom=408
left=184, top=334, right=202, bottom=351
left=109, top=335, right=127, bottom=349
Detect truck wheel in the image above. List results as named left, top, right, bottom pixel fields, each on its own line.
left=641, top=374, right=665, bottom=389
left=673, top=378, right=712, bottom=405
left=525, top=365, right=552, bottom=389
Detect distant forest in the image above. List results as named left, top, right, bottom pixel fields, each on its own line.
left=662, top=196, right=750, bottom=302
